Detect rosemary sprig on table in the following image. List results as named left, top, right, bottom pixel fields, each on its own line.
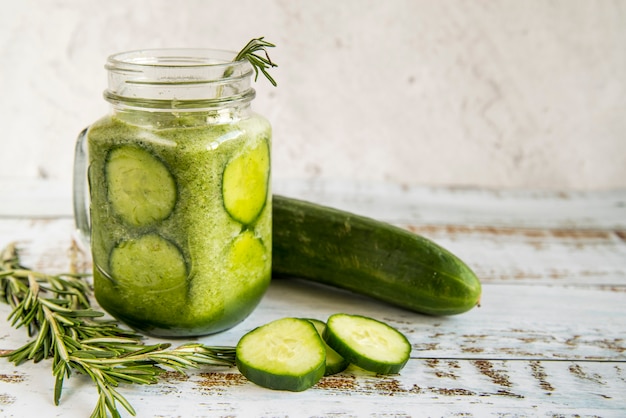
left=226, top=36, right=278, bottom=86
left=1, top=242, right=236, bottom=418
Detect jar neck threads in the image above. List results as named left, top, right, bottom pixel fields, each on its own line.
left=104, top=48, right=256, bottom=113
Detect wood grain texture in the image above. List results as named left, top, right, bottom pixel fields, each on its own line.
left=0, top=179, right=625, bottom=417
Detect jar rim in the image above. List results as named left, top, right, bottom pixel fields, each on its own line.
left=106, top=48, right=247, bottom=70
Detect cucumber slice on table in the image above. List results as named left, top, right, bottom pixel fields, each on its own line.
left=222, top=138, right=270, bottom=225
left=305, top=319, right=350, bottom=376
left=236, top=317, right=326, bottom=391
left=324, top=314, right=411, bottom=374
left=106, top=146, right=177, bottom=227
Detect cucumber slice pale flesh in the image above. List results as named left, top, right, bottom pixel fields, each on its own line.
left=236, top=317, right=326, bottom=392
left=222, top=138, right=270, bottom=225
left=304, top=319, right=350, bottom=376
left=107, top=233, right=188, bottom=325
left=220, top=230, right=270, bottom=313
left=324, top=313, right=411, bottom=374
left=227, top=230, right=268, bottom=278
left=109, top=233, right=187, bottom=290
left=106, top=146, right=177, bottom=227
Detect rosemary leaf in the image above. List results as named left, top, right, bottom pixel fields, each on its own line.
left=227, top=36, right=278, bottom=86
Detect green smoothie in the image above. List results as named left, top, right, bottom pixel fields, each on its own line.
left=87, top=112, right=272, bottom=336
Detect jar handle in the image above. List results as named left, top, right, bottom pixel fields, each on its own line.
left=73, top=127, right=91, bottom=245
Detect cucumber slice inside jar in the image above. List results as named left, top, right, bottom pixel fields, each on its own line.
left=184, top=230, right=270, bottom=333
left=227, top=230, right=269, bottom=284
left=110, top=233, right=187, bottom=290
left=228, top=230, right=267, bottom=269
left=305, top=318, right=350, bottom=376
left=236, top=317, right=326, bottom=392
left=106, top=146, right=177, bottom=227
left=108, top=233, right=188, bottom=324
left=222, top=138, right=270, bottom=225
left=324, top=314, right=411, bottom=374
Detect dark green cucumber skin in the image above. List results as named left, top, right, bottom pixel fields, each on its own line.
left=235, top=357, right=324, bottom=392
left=272, top=195, right=482, bottom=316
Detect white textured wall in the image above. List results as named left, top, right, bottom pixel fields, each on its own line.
left=1, top=0, right=625, bottom=190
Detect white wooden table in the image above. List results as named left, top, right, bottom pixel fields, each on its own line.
left=1, top=179, right=625, bottom=417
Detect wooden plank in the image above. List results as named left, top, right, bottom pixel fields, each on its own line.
left=0, top=179, right=73, bottom=218
left=1, top=353, right=625, bottom=416
left=178, top=279, right=623, bottom=363
left=1, top=357, right=625, bottom=417
left=273, top=179, right=626, bottom=229
left=0, top=219, right=84, bottom=273
left=2, top=178, right=626, bottom=230
left=406, top=224, right=626, bottom=286
left=2, top=278, right=625, bottom=360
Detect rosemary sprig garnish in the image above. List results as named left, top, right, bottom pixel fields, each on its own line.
left=226, top=36, right=278, bottom=86
left=1, top=242, right=236, bottom=418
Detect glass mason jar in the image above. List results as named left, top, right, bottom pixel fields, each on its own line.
left=73, top=49, right=272, bottom=337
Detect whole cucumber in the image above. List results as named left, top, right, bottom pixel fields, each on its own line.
left=272, top=195, right=481, bottom=315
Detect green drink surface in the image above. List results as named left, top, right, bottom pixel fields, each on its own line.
left=87, top=113, right=272, bottom=336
